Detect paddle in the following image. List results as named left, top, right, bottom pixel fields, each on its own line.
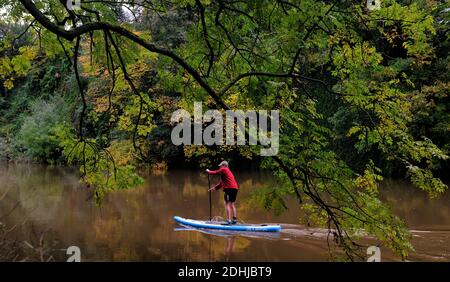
left=208, top=173, right=212, bottom=221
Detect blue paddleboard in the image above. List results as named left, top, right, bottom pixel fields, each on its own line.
left=173, top=216, right=281, bottom=232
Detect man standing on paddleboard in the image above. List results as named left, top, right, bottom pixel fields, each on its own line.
left=206, top=161, right=239, bottom=225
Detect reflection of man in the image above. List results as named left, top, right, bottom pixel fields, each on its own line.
left=206, top=161, right=239, bottom=225
left=224, top=237, right=236, bottom=261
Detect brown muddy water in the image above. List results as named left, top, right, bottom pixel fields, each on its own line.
left=0, top=164, right=449, bottom=261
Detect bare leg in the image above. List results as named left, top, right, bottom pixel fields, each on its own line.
left=227, top=203, right=233, bottom=221
left=231, top=203, right=237, bottom=219
left=224, top=201, right=230, bottom=221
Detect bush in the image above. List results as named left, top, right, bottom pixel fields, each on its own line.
left=15, top=95, right=69, bottom=163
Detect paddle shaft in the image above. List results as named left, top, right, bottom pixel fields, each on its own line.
left=208, top=174, right=212, bottom=220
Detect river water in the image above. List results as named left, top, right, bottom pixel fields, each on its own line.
left=0, top=164, right=449, bottom=261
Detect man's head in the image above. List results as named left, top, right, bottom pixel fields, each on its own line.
left=218, top=160, right=229, bottom=167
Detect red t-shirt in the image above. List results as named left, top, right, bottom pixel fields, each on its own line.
left=207, top=166, right=238, bottom=190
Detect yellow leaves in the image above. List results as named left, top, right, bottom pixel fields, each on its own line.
left=299, top=203, right=328, bottom=227
left=93, top=96, right=110, bottom=113
left=79, top=53, right=102, bottom=76
left=226, top=91, right=240, bottom=108
left=331, top=39, right=382, bottom=80
left=347, top=125, right=362, bottom=137
left=133, top=30, right=152, bottom=42
left=137, top=121, right=154, bottom=136
left=238, top=146, right=254, bottom=160
left=374, top=2, right=436, bottom=67
left=107, top=140, right=135, bottom=166
left=117, top=95, right=156, bottom=137
left=0, top=57, right=13, bottom=74
left=355, top=163, right=383, bottom=196
left=355, top=173, right=378, bottom=196
left=388, top=78, right=400, bottom=85
left=11, top=55, right=31, bottom=76
left=3, top=79, right=14, bottom=90
left=401, top=72, right=415, bottom=88
left=18, top=46, right=38, bottom=60
left=419, top=81, right=449, bottom=99
left=0, top=58, right=15, bottom=89
left=128, top=59, right=155, bottom=85
left=0, top=46, right=38, bottom=90
left=114, top=74, right=131, bottom=92
left=182, top=72, right=191, bottom=83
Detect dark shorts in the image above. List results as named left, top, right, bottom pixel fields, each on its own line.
left=223, top=188, right=238, bottom=203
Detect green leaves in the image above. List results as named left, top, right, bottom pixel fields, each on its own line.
left=16, top=96, right=69, bottom=163
left=2, top=0, right=447, bottom=261
left=371, top=1, right=436, bottom=66
left=327, top=0, right=448, bottom=201
left=0, top=45, right=37, bottom=89
left=407, top=165, right=447, bottom=198
left=355, top=162, right=383, bottom=197
left=54, top=124, right=144, bottom=205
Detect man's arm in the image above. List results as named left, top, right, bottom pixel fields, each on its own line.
left=211, top=181, right=223, bottom=191
left=206, top=167, right=223, bottom=175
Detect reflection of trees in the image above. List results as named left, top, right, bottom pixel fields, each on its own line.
left=0, top=164, right=73, bottom=223
left=3, top=164, right=448, bottom=261
left=380, top=180, right=450, bottom=229
left=74, top=169, right=267, bottom=260
left=0, top=165, right=62, bottom=261
left=0, top=166, right=290, bottom=260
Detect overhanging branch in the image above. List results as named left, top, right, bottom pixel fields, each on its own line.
left=18, top=0, right=229, bottom=110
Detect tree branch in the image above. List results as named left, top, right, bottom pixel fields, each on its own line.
left=19, top=0, right=229, bottom=110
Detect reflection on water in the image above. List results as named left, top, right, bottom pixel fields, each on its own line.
left=378, top=179, right=450, bottom=261
left=0, top=164, right=449, bottom=261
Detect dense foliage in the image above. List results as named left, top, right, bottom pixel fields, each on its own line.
left=0, top=0, right=448, bottom=260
